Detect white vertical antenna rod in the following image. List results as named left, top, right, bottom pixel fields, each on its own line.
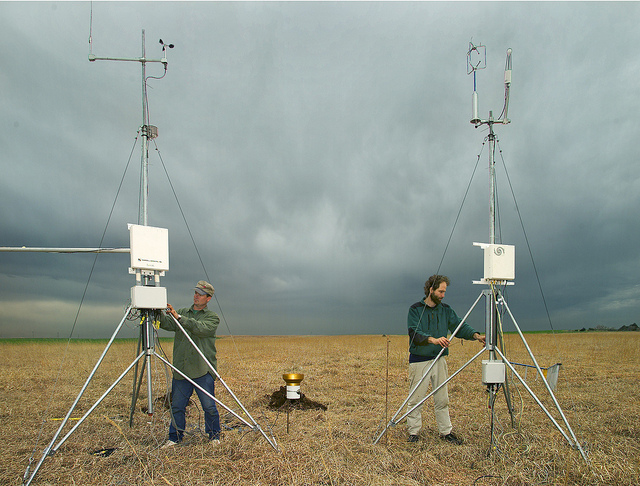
left=467, top=42, right=486, bottom=125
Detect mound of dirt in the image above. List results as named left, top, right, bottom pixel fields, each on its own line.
left=267, top=386, right=327, bottom=411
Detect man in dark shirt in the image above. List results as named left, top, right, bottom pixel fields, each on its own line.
left=406, top=274, right=485, bottom=444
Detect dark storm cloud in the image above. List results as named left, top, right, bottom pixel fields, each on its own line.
left=1, top=2, right=639, bottom=338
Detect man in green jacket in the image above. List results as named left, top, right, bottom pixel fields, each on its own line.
left=406, top=274, right=485, bottom=444
left=159, top=280, right=221, bottom=447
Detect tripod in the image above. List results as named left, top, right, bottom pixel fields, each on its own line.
left=23, top=303, right=278, bottom=485
left=482, top=283, right=587, bottom=460
left=373, top=44, right=583, bottom=461
left=373, top=282, right=587, bottom=461
left=19, top=30, right=279, bottom=486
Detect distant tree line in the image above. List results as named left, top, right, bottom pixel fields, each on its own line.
left=577, top=323, right=639, bottom=332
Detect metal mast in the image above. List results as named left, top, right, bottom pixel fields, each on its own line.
left=89, top=29, right=167, bottom=228
left=89, top=30, right=170, bottom=420
left=21, top=30, right=279, bottom=486
left=375, top=44, right=585, bottom=461
left=469, top=44, right=515, bottom=438
left=469, top=43, right=512, bottom=245
left=141, top=30, right=150, bottom=226
left=469, top=43, right=512, bottom=358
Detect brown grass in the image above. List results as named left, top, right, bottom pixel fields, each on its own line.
left=1, top=332, right=639, bottom=485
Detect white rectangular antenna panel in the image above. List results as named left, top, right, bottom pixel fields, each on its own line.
left=474, top=243, right=515, bottom=280
left=485, top=244, right=515, bottom=280
left=128, top=224, right=169, bottom=271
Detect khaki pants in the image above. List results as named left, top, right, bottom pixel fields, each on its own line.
left=406, top=358, right=452, bottom=436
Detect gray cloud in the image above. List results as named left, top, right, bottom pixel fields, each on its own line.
left=1, top=2, right=639, bottom=338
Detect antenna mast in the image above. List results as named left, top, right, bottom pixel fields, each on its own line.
left=467, top=42, right=512, bottom=244
left=21, top=30, right=278, bottom=486
left=375, top=45, right=586, bottom=462
left=89, top=30, right=171, bottom=227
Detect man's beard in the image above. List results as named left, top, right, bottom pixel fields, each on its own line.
left=430, top=292, right=442, bottom=306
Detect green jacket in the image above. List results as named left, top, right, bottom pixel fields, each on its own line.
left=159, top=305, right=220, bottom=379
left=408, top=299, right=478, bottom=360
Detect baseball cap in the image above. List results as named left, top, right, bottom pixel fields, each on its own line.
left=194, top=280, right=214, bottom=296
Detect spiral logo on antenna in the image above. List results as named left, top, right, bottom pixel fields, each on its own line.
left=493, top=246, right=505, bottom=256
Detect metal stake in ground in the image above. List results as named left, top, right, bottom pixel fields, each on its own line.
left=283, top=373, right=304, bottom=433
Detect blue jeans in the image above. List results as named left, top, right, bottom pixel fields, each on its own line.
left=169, top=373, right=220, bottom=442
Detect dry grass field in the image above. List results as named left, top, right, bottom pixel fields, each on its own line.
left=1, top=332, right=639, bottom=485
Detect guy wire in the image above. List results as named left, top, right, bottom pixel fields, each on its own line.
left=25, top=131, right=140, bottom=470
left=497, top=141, right=555, bottom=334
left=489, top=153, right=588, bottom=457
left=435, top=142, right=485, bottom=274
left=497, top=139, right=586, bottom=432
left=153, top=140, right=243, bottom=362
left=152, top=140, right=279, bottom=446
left=408, top=144, right=486, bottom=353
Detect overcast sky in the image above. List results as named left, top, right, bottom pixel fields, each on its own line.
left=1, top=1, right=639, bottom=339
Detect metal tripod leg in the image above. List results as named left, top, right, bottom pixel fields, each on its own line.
left=486, top=380, right=513, bottom=455
left=374, top=286, right=586, bottom=463
left=399, top=348, right=486, bottom=426
left=128, top=311, right=160, bottom=425
left=167, top=314, right=279, bottom=451
left=153, top=353, right=256, bottom=429
left=499, top=336, right=516, bottom=429
left=23, top=306, right=133, bottom=486
left=483, top=286, right=586, bottom=461
left=488, top=383, right=499, bottom=454
left=374, top=289, right=490, bottom=446
left=129, top=323, right=146, bottom=426
left=484, top=288, right=516, bottom=452
left=49, top=350, right=147, bottom=451
left=373, top=291, right=485, bottom=445
left=142, top=311, right=155, bottom=416
left=499, top=299, right=587, bottom=461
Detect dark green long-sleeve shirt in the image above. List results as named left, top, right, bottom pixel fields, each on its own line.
left=408, top=299, right=479, bottom=361
left=159, top=305, right=220, bottom=379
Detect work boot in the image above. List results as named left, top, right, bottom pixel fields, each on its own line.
left=441, top=432, right=463, bottom=445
